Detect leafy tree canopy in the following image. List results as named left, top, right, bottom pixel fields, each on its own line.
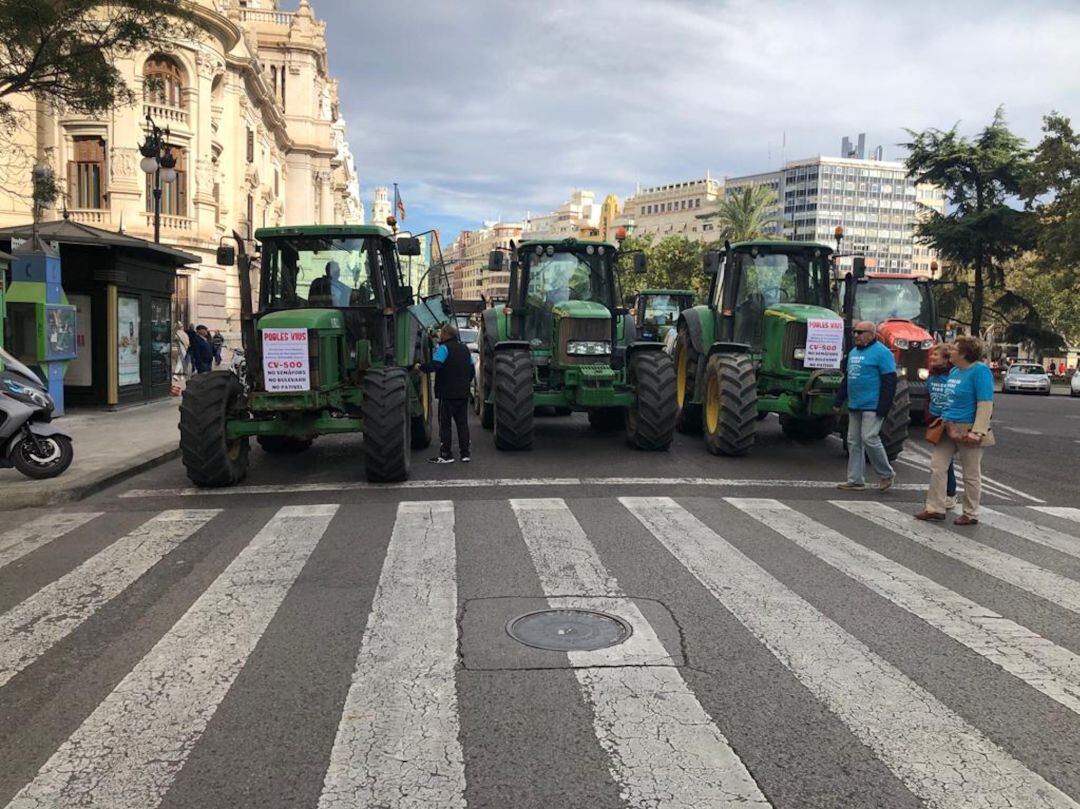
left=699, top=185, right=779, bottom=242
left=616, top=234, right=708, bottom=302
left=1024, top=112, right=1080, bottom=282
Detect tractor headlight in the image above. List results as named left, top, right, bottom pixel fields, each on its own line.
left=920, top=339, right=935, bottom=349
left=566, top=340, right=612, bottom=356
left=897, top=367, right=907, bottom=378
left=895, top=338, right=910, bottom=349
left=793, top=347, right=807, bottom=360
left=917, top=367, right=929, bottom=380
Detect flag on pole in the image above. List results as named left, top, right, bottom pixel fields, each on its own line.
left=393, top=183, right=406, bottom=223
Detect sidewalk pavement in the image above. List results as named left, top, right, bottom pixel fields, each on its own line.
left=1, top=398, right=181, bottom=511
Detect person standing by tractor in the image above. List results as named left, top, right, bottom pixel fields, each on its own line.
left=924, top=343, right=957, bottom=510
left=417, top=323, right=474, bottom=464
left=835, top=320, right=898, bottom=491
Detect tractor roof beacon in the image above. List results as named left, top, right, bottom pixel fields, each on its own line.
left=178, top=224, right=452, bottom=486
left=476, top=237, right=677, bottom=451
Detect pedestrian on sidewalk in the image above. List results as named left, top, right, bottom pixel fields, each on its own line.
left=174, top=322, right=191, bottom=378
left=924, top=343, right=958, bottom=510
left=416, top=323, right=473, bottom=464
left=211, top=330, right=225, bottom=367
left=916, top=335, right=995, bottom=525
left=834, top=320, right=898, bottom=492
left=186, top=324, right=214, bottom=375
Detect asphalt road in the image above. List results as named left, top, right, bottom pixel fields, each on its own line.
left=1, top=396, right=1078, bottom=809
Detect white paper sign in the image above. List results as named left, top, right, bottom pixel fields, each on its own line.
left=804, top=319, right=845, bottom=369
left=262, top=328, right=310, bottom=391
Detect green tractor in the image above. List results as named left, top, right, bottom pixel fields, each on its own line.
left=476, top=238, right=676, bottom=450
left=673, top=240, right=909, bottom=457
left=629, top=289, right=696, bottom=344
left=179, top=224, right=450, bottom=486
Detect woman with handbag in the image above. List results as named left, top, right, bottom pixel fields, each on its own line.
left=924, top=344, right=957, bottom=510
left=916, top=335, right=996, bottom=525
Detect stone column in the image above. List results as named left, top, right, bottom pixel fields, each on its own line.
left=318, top=169, right=333, bottom=224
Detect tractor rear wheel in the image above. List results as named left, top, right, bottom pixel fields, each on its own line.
left=673, top=325, right=702, bottom=434
left=479, top=345, right=494, bottom=429
left=588, top=407, right=625, bottom=432
left=882, top=380, right=911, bottom=461
left=626, top=351, right=676, bottom=450
left=779, top=414, right=835, bottom=442
left=179, top=371, right=249, bottom=487
left=493, top=350, right=534, bottom=450
left=411, top=372, right=434, bottom=449
left=257, top=435, right=313, bottom=453
left=702, top=353, right=757, bottom=456
left=362, top=367, right=411, bottom=482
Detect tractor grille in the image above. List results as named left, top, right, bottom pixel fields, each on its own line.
left=898, top=347, right=925, bottom=382
left=558, top=318, right=611, bottom=365
left=782, top=322, right=807, bottom=370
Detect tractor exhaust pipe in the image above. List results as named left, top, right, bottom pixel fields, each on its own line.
left=233, top=230, right=261, bottom=390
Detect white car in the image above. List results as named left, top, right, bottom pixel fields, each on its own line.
left=1071, top=371, right=1080, bottom=398
left=1002, top=363, right=1051, bottom=395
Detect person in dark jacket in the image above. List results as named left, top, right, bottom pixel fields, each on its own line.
left=417, top=323, right=474, bottom=464
left=834, top=320, right=897, bottom=491
left=186, top=324, right=214, bottom=375
left=211, top=330, right=225, bottom=367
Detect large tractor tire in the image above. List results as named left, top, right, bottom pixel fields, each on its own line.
left=702, top=353, right=757, bottom=456
left=478, top=343, right=494, bottom=429
left=362, top=367, right=411, bottom=482
left=673, top=324, right=702, bottom=434
left=411, top=372, right=434, bottom=449
left=493, top=350, right=534, bottom=450
left=881, top=380, right=911, bottom=461
left=179, top=371, right=250, bottom=487
left=588, top=407, right=625, bottom=432
left=779, top=414, right=835, bottom=442
left=257, top=435, right=313, bottom=454
left=626, top=351, right=676, bottom=450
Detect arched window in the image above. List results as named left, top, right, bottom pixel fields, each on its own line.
left=144, top=54, right=186, bottom=109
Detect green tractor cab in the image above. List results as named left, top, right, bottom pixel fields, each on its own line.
left=178, top=224, right=451, bottom=486
left=673, top=240, right=909, bottom=457
left=476, top=238, right=676, bottom=451
left=630, top=289, right=695, bottom=344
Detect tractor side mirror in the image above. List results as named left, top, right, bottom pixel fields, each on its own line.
left=703, top=250, right=721, bottom=276
left=488, top=250, right=505, bottom=272
left=216, top=244, right=236, bottom=266
left=633, top=253, right=648, bottom=275
left=399, top=285, right=414, bottom=305
left=397, top=237, right=422, bottom=256
left=852, top=256, right=867, bottom=279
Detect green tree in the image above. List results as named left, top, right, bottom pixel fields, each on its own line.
left=904, top=107, right=1035, bottom=335
left=0, top=0, right=192, bottom=130
left=1024, top=112, right=1080, bottom=285
left=698, top=185, right=779, bottom=242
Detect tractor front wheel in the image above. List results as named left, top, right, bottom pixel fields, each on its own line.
left=673, top=325, right=702, bottom=434
left=881, top=380, right=911, bottom=461
left=626, top=351, right=676, bottom=450
left=493, top=350, right=534, bottom=450
left=779, top=414, right=835, bottom=442
left=702, top=353, right=757, bottom=456
left=257, top=435, right=313, bottom=454
left=362, top=367, right=412, bottom=482
left=179, top=371, right=250, bottom=487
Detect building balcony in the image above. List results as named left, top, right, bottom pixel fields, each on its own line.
left=141, top=211, right=194, bottom=233
left=238, top=7, right=293, bottom=25
left=143, top=103, right=189, bottom=129
left=66, top=209, right=111, bottom=226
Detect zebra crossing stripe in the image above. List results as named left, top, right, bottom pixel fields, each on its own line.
left=729, top=498, right=1080, bottom=715
left=979, top=507, right=1080, bottom=560
left=0, top=511, right=102, bottom=571
left=318, top=501, right=466, bottom=809
left=1029, top=507, right=1080, bottom=527
left=622, top=496, right=1079, bottom=809
left=511, top=498, right=771, bottom=808
left=4, top=504, right=337, bottom=809
left=0, top=509, right=219, bottom=688
left=835, top=501, right=1080, bottom=615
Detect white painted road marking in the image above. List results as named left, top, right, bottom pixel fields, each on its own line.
left=730, top=498, right=1080, bottom=715
left=835, top=501, right=1080, bottom=615
left=5, top=504, right=337, bottom=809
left=622, top=496, right=1079, bottom=809
left=900, top=442, right=1045, bottom=503
left=0, top=511, right=102, bottom=571
left=0, top=509, right=218, bottom=688
left=1004, top=426, right=1044, bottom=435
left=980, top=507, right=1080, bottom=560
left=511, top=498, right=770, bottom=808
left=1033, top=507, right=1080, bottom=525
left=318, top=501, right=466, bottom=809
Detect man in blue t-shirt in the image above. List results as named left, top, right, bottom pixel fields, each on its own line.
left=834, top=320, right=898, bottom=491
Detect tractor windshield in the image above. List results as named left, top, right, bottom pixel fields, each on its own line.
left=261, top=236, right=387, bottom=310
left=852, top=278, right=934, bottom=330
left=727, top=249, right=830, bottom=348
left=524, top=249, right=613, bottom=308
left=642, top=295, right=688, bottom=326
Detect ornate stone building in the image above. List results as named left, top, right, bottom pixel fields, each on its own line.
left=0, top=0, right=363, bottom=336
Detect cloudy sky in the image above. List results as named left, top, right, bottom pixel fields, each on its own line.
left=311, top=0, right=1080, bottom=240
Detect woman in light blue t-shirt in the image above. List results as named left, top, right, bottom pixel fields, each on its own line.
left=916, top=336, right=994, bottom=525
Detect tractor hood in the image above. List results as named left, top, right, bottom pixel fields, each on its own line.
left=258, top=309, right=344, bottom=330
left=551, top=300, right=611, bottom=319
left=876, top=318, right=932, bottom=347
left=764, top=303, right=841, bottom=323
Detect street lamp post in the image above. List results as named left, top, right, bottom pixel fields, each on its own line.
left=138, top=115, right=177, bottom=244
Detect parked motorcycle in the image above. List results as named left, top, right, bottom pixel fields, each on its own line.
left=1, top=348, right=74, bottom=479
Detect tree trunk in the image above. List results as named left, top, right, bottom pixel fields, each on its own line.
left=971, top=259, right=985, bottom=336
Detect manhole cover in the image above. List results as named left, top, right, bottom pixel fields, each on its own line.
left=506, top=609, right=632, bottom=652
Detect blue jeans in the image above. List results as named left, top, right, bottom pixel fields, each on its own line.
left=847, top=410, right=895, bottom=484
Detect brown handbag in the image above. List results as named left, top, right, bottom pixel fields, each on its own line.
left=925, top=417, right=945, bottom=444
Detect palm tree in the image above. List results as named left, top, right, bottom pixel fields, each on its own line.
left=699, top=185, right=780, bottom=242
